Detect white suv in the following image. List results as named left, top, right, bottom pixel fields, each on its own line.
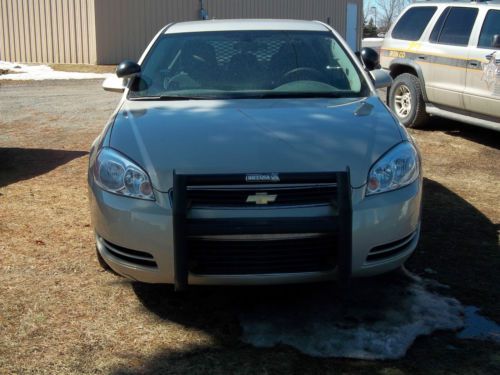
left=381, top=0, right=500, bottom=130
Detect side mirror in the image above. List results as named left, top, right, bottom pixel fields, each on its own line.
left=492, top=34, right=500, bottom=49
left=116, top=60, right=141, bottom=78
left=370, top=69, right=392, bottom=89
left=102, top=75, right=127, bottom=93
left=359, top=47, right=380, bottom=71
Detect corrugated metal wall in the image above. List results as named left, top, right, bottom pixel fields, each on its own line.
left=0, top=0, right=97, bottom=64
left=94, top=0, right=362, bottom=64
left=0, top=0, right=362, bottom=65
left=93, top=0, right=199, bottom=65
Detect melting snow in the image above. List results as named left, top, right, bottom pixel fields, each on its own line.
left=458, top=306, right=500, bottom=343
left=239, top=271, right=465, bottom=360
left=0, top=61, right=112, bottom=80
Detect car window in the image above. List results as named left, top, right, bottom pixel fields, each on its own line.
left=478, top=10, right=500, bottom=49
left=429, top=7, right=449, bottom=43
left=430, top=7, right=478, bottom=46
left=129, top=30, right=369, bottom=100
left=391, top=6, right=437, bottom=41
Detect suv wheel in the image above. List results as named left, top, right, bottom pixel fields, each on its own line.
left=389, top=73, right=429, bottom=129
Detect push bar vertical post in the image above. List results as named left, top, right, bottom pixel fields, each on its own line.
left=172, top=172, right=189, bottom=291
left=336, top=171, right=352, bottom=283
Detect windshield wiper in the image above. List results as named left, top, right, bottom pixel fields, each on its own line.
left=130, top=95, right=209, bottom=101
left=256, top=92, right=351, bottom=99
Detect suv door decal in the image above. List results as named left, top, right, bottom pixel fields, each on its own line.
left=481, top=52, right=500, bottom=94
left=381, top=48, right=485, bottom=71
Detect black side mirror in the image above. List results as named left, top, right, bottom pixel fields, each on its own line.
left=116, top=60, right=141, bottom=78
left=491, top=34, right=500, bottom=49
left=358, top=47, right=381, bottom=71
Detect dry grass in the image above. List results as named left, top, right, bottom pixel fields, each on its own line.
left=49, top=64, right=116, bottom=74
left=0, top=81, right=499, bottom=374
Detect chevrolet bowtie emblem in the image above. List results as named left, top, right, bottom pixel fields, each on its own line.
left=246, top=192, right=277, bottom=205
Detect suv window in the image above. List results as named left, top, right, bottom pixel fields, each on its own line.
left=478, top=10, right=500, bottom=49
left=430, top=7, right=478, bottom=46
left=391, top=6, right=437, bottom=41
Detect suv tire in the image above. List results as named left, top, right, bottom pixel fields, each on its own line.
left=389, top=73, right=429, bottom=129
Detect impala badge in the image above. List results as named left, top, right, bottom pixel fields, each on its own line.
left=245, top=173, right=280, bottom=183
left=246, top=192, right=277, bottom=205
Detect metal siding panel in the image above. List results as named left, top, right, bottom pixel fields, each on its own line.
left=11, top=0, right=19, bottom=61
left=62, top=0, right=70, bottom=62
left=0, top=0, right=9, bottom=60
left=68, top=0, right=76, bottom=63
left=41, top=0, right=48, bottom=62
left=88, top=0, right=97, bottom=64
left=45, top=0, right=54, bottom=63
left=17, top=0, right=25, bottom=61
left=80, top=0, right=88, bottom=63
left=57, top=0, right=64, bottom=63
left=25, top=0, right=33, bottom=61
left=55, top=0, right=63, bottom=63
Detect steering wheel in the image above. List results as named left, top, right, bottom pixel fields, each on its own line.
left=278, top=67, right=325, bottom=86
left=163, top=72, right=201, bottom=91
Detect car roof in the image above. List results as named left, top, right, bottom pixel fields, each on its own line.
left=408, top=0, right=500, bottom=8
left=165, top=19, right=330, bottom=34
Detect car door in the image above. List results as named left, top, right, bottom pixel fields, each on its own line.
left=424, top=6, right=478, bottom=110
left=464, top=8, right=500, bottom=119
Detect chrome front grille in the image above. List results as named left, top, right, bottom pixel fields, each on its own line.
left=185, top=183, right=338, bottom=208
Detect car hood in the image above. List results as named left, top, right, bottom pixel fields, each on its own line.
left=109, top=96, right=403, bottom=191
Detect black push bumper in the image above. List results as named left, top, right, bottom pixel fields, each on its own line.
left=172, top=171, right=352, bottom=291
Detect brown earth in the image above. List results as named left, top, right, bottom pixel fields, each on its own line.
left=0, top=80, right=499, bottom=374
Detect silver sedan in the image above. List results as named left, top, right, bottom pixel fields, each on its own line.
left=89, top=19, right=422, bottom=290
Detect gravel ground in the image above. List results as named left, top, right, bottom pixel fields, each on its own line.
left=0, top=79, right=499, bottom=374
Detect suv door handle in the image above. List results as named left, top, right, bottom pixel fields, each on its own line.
left=469, top=61, right=479, bottom=67
left=417, top=55, right=426, bottom=60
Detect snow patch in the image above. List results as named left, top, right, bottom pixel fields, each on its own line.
left=0, top=61, right=112, bottom=80
left=458, top=306, right=500, bottom=343
left=362, top=37, right=385, bottom=42
left=239, top=273, right=464, bottom=360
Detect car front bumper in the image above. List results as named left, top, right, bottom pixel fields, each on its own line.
left=90, top=176, right=421, bottom=286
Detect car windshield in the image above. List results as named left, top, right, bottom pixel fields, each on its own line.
left=128, top=30, right=370, bottom=100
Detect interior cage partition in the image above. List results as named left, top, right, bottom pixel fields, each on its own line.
left=172, top=170, right=352, bottom=291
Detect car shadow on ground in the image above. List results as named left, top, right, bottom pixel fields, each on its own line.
left=108, top=177, right=499, bottom=374
left=420, top=118, right=500, bottom=150
left=0, top=147, right=88, bottom=188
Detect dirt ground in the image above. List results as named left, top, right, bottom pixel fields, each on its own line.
left=0, top=80, right=499, bottom=374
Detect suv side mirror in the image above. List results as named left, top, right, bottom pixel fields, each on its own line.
left=116, top=60, right=141, bottom=78
left=492, top=34, right=500, bottom=49
left=358, top=47, right=381, bottom=71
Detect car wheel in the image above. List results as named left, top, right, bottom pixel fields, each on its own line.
left=389, top=73, right=429, bottom=129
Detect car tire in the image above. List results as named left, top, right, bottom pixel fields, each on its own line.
left=389, top=73, right=429, bottom=129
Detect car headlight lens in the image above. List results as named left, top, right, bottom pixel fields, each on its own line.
left=93, top=148, right=155, bottom=200
left=366, top=142, right=419, bottom=196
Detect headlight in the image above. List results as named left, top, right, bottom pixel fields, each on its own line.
left=93, top=147, right=155, bottom=200
left=366, top=142, right=419, bottom=196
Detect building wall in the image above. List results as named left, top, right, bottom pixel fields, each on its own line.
left=0, top=0, right=363, bottom=65
left=93, top=0, right=199, bottom=65
left=94, top=0, right=363, bottom=64
left=0, top=0, right=97, bottom=64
